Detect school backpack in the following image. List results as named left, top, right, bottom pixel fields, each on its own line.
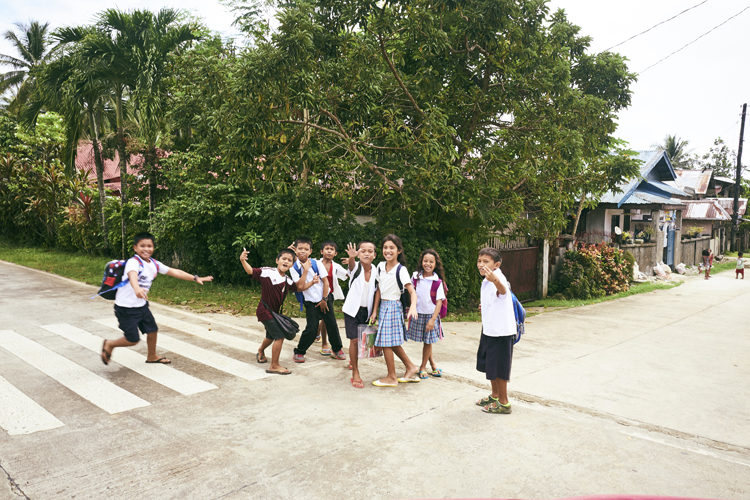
left=292, top=259, right=320, bottom=311
left=93, top=255, right=159, bottom=300
left=511, top=291, right=525, bottom=344
left=411, top=276, right=448, bottom=319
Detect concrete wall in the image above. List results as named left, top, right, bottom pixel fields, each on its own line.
left=680, top=236, right=712, bottom=266
left=621, top=242, right=657, bottom=273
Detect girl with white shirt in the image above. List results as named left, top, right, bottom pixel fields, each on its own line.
left=369, top=234, right=420, bottom=387
left=406, top=249, right=448, bottom=379
left=341, top=241, right=378, bottom=389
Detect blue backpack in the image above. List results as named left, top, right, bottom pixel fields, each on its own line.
left=511, top=292, right=526, bottom=344
left=292, top=259, right=320, bottom=311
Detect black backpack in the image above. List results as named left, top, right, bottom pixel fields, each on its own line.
left=93, top=256, right=158, bottom=300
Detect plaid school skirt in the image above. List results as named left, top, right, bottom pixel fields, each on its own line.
left=406, top=313, right=443, bottom=344
left=375, top=299, right=407, bottom=347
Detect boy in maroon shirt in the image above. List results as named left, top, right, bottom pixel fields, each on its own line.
left=240, top=247, right=316, bottom=374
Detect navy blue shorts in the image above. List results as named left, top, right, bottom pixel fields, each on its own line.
left=261, top=319, right=285, bottom=341
left=344, top=306, right=370, bottom=340
left=114, top=304, right=158, bottom=343
left=476, top=333, right=513, bottom=381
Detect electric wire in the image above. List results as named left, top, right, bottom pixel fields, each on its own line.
left=639, top=5, right=750, bottom=74
left=605, top=0, right=709, bottom=51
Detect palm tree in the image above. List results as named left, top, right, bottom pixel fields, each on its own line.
left=657, top=134, right=691, bottom=168
left=23, top=39, right=113, bottom=250
left=0, top=21, right=58, bottom=116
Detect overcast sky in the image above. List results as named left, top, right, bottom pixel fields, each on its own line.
left=2, top=0, right=748, bottom=160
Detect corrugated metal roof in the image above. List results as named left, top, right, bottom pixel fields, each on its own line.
left=674, top=168, right=713, bottom=195
left=715, top=198, right=748, bottom=217
left=682, top=200, right=730, bottom=221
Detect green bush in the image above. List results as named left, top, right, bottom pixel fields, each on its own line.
left=553, top=243, right=631, bottom=299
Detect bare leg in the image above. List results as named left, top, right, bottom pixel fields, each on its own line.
left=145, top=332, right=169, bottom=362
left=391, top=345, right=417, bottom=378
left=268, top=339, right=287, bottom=372
left=319, top=321, right=329, bottom=350
left=491, top=378, right=509, bottom=405
left=379, top=347, right=398, bottom=384
left=258, top=337, right=272, bottom=361
left=349, top=339, right=362, bottom=384
left=420, top=343, right=432, bottom=372
left=102, top=336, right=137, bottom=363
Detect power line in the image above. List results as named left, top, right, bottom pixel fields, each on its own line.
left=639, top=5, right=750, bottom=74
left=605, top=0, right=709, bottom=51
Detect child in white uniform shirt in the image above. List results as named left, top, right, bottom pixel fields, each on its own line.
left=475, top=247, right=515, bottom=414
left=406, top=249, right=447, bottom=379
left=101, top=232, right=213, bottom=366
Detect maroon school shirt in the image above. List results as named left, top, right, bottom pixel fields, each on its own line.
left=251, top=267, right=297, bottom=321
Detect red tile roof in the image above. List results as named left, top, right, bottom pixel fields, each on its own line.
left=74, top=141, right=143, bottom=193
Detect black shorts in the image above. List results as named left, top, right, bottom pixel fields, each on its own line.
left=476, top=333, right=513, bottom=381
left=261, top=319, right=285, bottom=341
left=344, top=307, right=370, bottom=340
left=114, top=304, right=158, bottom=343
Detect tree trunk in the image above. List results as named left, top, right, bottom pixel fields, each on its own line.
left=88, top=108, right=109, bottom=251
left=146, top=145, right=157, bottom=212
left=571, top=196, right=586, bottom=243
left=115, top=87, right=128, bottom=258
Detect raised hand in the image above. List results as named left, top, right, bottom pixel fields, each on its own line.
left=345, top=242, right=357, bottom=259
left=240, top=247, right=249, bottom=262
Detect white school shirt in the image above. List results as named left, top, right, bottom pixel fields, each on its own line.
left=480, top=268, right=515, bottom=337
left=289, top=258, right=328, bottom=303
left=376, top=262, right=410, bottom=301
left=412, top=272, right=446, bottom=315
left=321, top=260, right=349, bottom=300
left=115, top=256, right=170, bottom=308
left=341, top=262, right=377, bottom=317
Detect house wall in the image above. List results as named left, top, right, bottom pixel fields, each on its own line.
left=682, top=219, right=713, bottom=237
left=584, top=208, right=606, bottom=243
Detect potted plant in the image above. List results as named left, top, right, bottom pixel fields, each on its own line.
left=622, top=231, right=633, bottom=244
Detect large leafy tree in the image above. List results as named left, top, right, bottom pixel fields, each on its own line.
left=0, top=21, right=58, bottom=116
left=701, top=137, right=736, bottom=178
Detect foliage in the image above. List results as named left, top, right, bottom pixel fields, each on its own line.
left=700, top=137, right=736, bottom=179
left=553, top=243, right=630, bottom=299
left=656, top=134, right=694, bottom=169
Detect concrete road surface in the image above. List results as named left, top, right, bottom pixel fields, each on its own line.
left=0, top=260, right=747, bottom=499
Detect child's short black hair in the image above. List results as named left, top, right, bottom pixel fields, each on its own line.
left=133, top=232, right=155, bottom=246
left=358, top=240, right=376, bottom=250
left=478, top=247, right=502, bottom=263
left=739, top=252, right=744, bottom=258
left=277, top=248, right=296, bottom=260
left=320, top=240, right=338, bottom=251
left=295, top=237, right=312, bottom=248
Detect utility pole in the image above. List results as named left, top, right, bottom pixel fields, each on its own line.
left=731, top=103, right=746, bottom=252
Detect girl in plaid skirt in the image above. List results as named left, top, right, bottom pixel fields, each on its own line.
left=369, top=234, right=420, bottom=387
left=407, top=249, right=448, bottom=379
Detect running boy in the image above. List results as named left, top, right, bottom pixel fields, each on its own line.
left=316, top=241, right=349, bottom=355
left=290, top=237, right=345, bottom=362
left=101, top=232, right=213, bottom=366
left=475, top=247, right=514, bottom=414
left=241, top=246, right=305, bottom=375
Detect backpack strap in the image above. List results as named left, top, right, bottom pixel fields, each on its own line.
left=395, top=264, right=403, bottom=292
left=351, top=262, right=362, bottom=282
left=429, top=279, right=441, bottom=305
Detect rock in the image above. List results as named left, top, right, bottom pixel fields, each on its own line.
left=675, top=263, right=687, bottom=275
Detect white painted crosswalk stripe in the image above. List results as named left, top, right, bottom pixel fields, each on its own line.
left=93, top=319, right=270, bottom=382
left=0, top=330, right=149, bottom=414
left=156, top=315, right=259, bottom=354
left=40, top=323, right=217, bottom=396
left=0, top=375, right=64, bottom=435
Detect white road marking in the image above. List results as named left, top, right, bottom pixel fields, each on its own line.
left=40, top=323, right=217, bottom=396
left=93, top=318, right=270, bottom=382
left=0, top=375, right=64, bottom=435
left=155, top=315, right=259, bottom=353
left=0, top=330, right=149, bottom=414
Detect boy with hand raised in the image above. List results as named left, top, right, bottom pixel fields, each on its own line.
left=289, top=237, right=345, bottom=363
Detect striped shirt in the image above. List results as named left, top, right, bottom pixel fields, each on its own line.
left=251, top=267, right=296, bottom=321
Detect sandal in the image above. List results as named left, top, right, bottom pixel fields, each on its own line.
left=100, top=340, right=111, bottom=365
left=256, top=352, right=268, bottom=364
left=350, top=377, right=364, bottom=389
left=418, top=370, right=429, bottom=379
left=320, top=348, right=332, bottom=356
left=430, top=368, right=442, bottom=378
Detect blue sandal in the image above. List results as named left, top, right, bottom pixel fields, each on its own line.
left=418, top=370, right=429, bottom=379
left=430, top=368, right=442, bottom=378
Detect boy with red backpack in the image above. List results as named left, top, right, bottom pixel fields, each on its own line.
left=100, top=232, right=213, bottom=366
left=406, top=249, right=448, bottom=379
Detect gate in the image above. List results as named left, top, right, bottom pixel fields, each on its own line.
left=498, top=247, right=538, bottom=300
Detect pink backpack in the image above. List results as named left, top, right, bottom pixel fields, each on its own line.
left=412, top=276, right=448, bottom=319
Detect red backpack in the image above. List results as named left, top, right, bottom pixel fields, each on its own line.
left=412, top=276, right=448, bottom=319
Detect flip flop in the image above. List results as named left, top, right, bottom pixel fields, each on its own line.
left=256, top=352, right=268, bottom=363
left=350, top=377, right=364, bottom=389
left=320, top=348, right=332, bottom=356
left=430, top=368, right=443, bottom=378
left=145, top=357, right=171, bottom=364
left=265, top=369, right=291, bottom=375
left=372, top=379, right=397, bottom=387
left=418, top=370, right=429, bottom=379
left=397, top=376, right=420, bottom=383
left=100, top=340, right=111, bottom=365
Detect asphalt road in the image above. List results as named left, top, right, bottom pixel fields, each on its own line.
left=0, top=260, right=748, bottom=499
